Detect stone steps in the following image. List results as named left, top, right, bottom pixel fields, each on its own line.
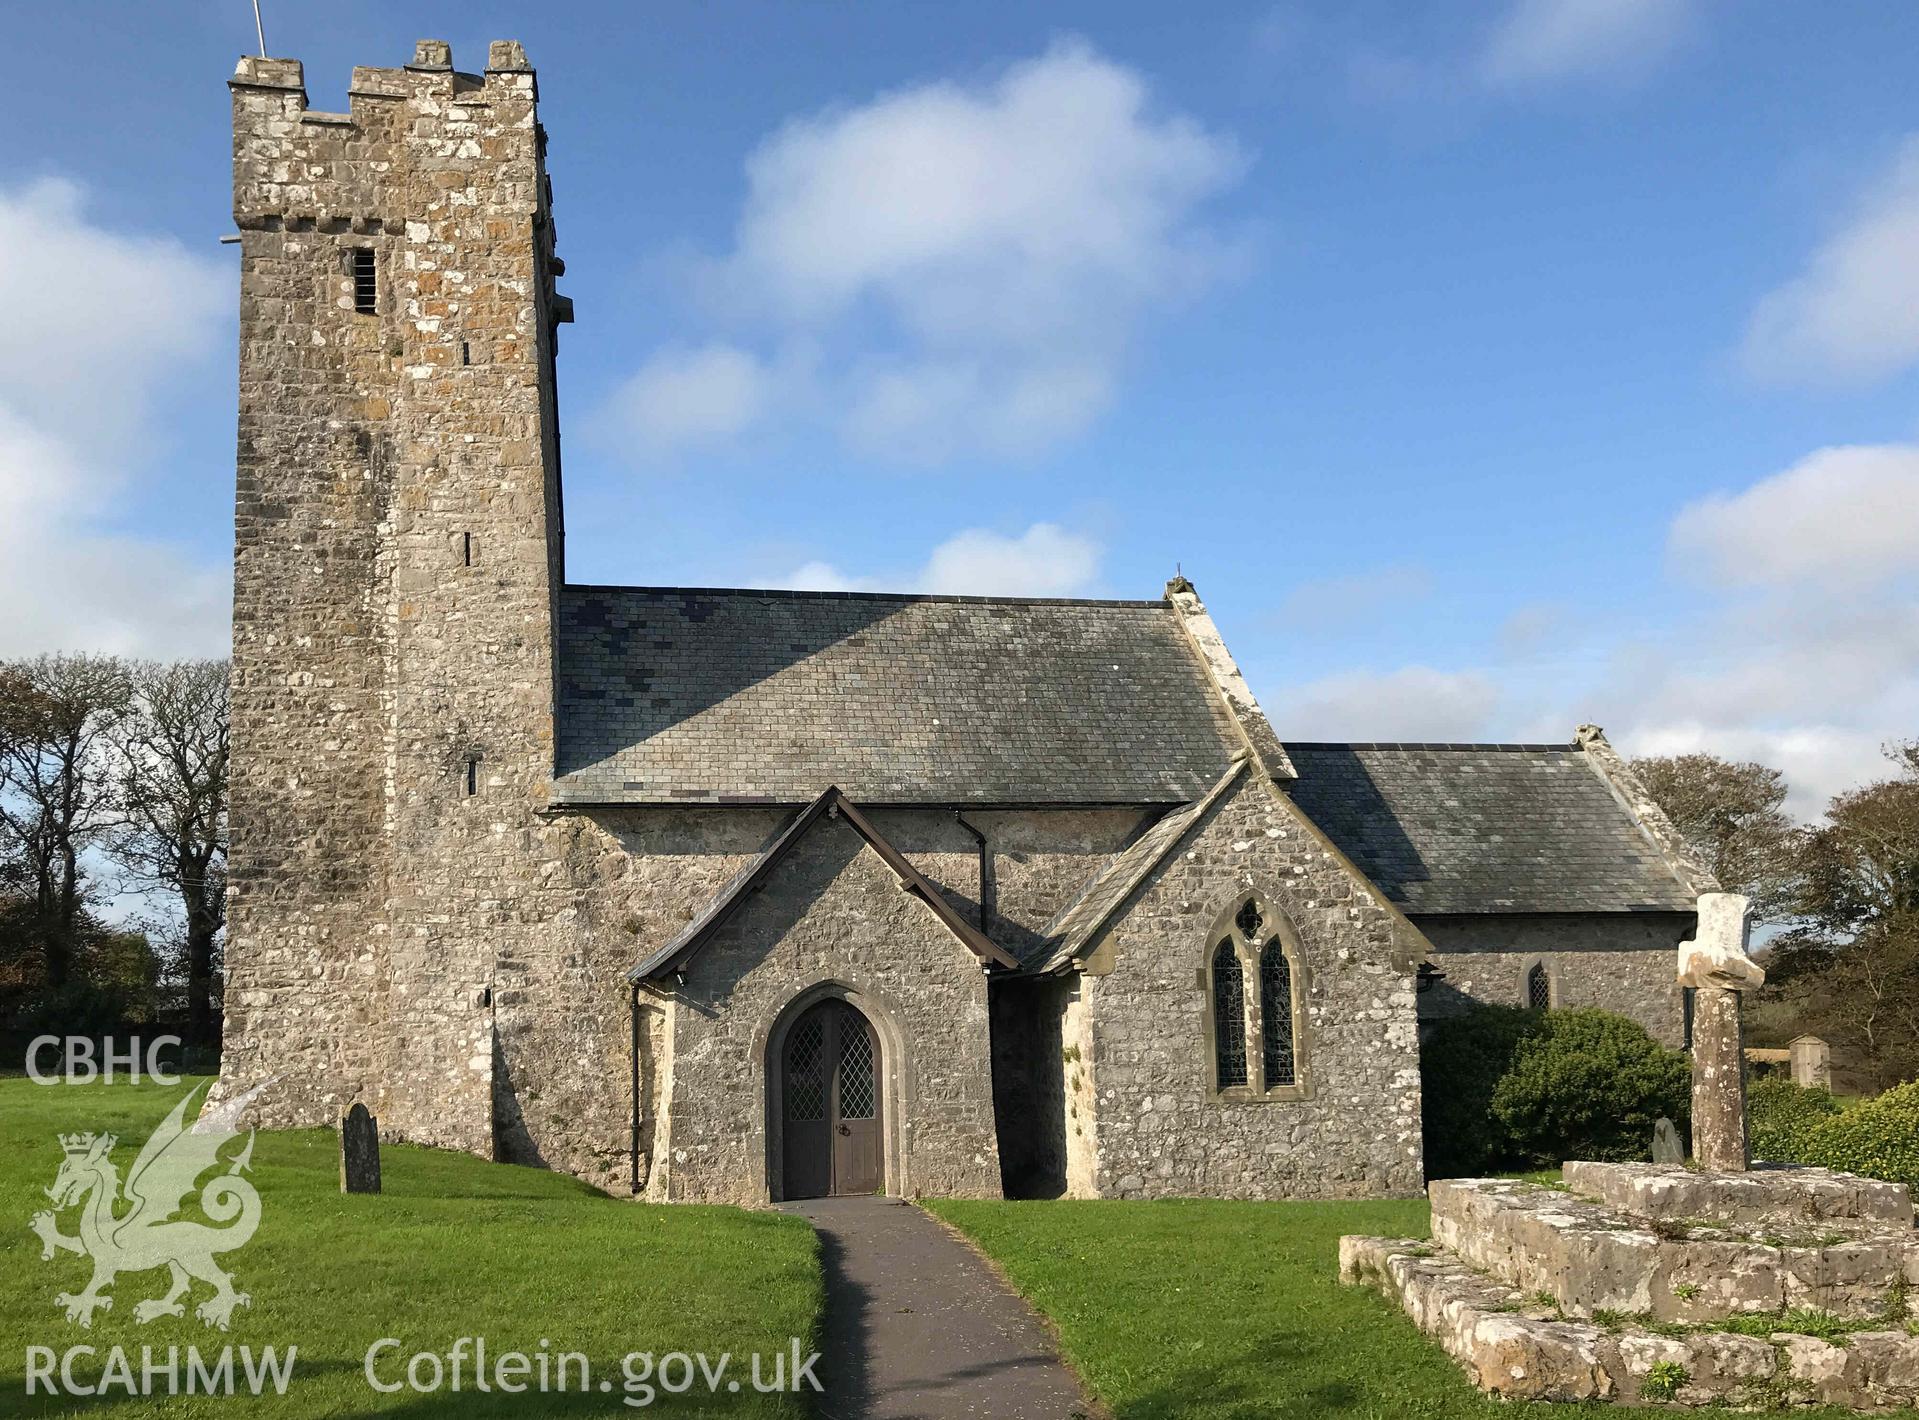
left=1563, top=1162, right=1914, bottom=1229
left=1430, top=1177, right=1919, bottom=1323
left=1341, top=1235, right=1919, bottom=1409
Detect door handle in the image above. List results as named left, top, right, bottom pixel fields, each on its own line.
left=837, top=1124, right=851, bottom=1136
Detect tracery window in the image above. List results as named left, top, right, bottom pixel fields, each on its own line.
left=1212, top=939, right=1248, bottom=1087
left=1260, top=941, right=1296, bottom=1087
left=1207, top=893, right=1307, bottom=1098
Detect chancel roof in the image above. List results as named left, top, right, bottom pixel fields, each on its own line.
left=1282, top=743, right=1696, bottom=915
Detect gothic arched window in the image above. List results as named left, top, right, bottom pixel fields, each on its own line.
left=1212, top=939, right=1248, bottom=1088
left=1260, top=940, right=1296, bottom=1087
left=1527, top=961, right=1552, bottom=1011
left=1207, top=893, right=1310, bottom=1099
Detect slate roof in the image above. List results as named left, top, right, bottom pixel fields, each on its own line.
left=554, top=586, right=1241, bottom=806
left=1282, top=743, right=1695, bottom=915
left=629, top=787, right=1016, bottom=981
left=1026, top=758, right=1249, bottom=973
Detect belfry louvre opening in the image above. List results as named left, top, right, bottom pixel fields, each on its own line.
left=350, top=248, right=377, bottom=314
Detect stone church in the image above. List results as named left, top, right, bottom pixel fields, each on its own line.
left=213, top=41, right=1716, bottom=1205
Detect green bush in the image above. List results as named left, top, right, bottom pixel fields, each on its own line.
left=1422, top=1007, right=1692, bottom=1177
left=1491, top=1010, right=1693, bottom=1167
left=1421, top=1005, right=1538, bottom=1177
left=1748, top=1075, right=1841, bottom=1163
left=1792, top=1081, right=1919, bottom=1188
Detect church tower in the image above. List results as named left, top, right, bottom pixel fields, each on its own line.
left=218, top=41, right=570, bottom=1149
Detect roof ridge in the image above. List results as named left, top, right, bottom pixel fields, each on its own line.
left=563, top=582, right=1171, bottom=610
left=1285, top=741, right=1580, bottom=753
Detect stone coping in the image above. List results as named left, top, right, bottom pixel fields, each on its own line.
left=1430, top=1179, right=1919, bottom=1322
left=1563, top=1162, right=1914, bottom=1229
left=1340, top=1235, right=1919, bottom=1409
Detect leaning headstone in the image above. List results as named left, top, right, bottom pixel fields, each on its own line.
left=1651, top=1116, right=1684, bottom=1165
left=1677, top=893, right=1764, bottom=1172
left=340, top=1102, right=381, bottom=1194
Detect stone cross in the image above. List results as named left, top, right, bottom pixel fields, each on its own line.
left=340, top=1101, right=382, bottom=1194
left=1677, top=893, right=1764, bottom=1172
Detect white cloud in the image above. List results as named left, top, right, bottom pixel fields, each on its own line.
left=614, top=40, right=1247, bottom=462
left=1669, top=443, right=1919, bottom=590
left=918, top=523, right=1101, bottom=596
left=1616, top=722, right=1900, bottom=822
left=606, top=343, right=773, bottom=454
left=775, top=522, right=1102, bottom=598
left=1258, top=438, right=1919, bottom=820
left=1742, top=137, right=1919, bottom=385
left=1269, top=666, right=1501, bottom=742
left=0, top=179, right=228, bottom=657
left=1479, top=0, right=1696, bottom=87
left=0, top=178, right=223, bottom=452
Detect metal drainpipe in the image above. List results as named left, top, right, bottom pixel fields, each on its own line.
left=629, top=981, right=641, bottom=1195
left=954, top=811, right=993, bottom=937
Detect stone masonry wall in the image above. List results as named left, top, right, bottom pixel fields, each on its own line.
left=1415, top=913, right=1693, bottom=1048
left=491, top=805, right=1140, bottom=1195
left=649, top=813, right=1003, bottom=1206
left=1081, top=774, right=1426, bottom=1199
left=217, top=41, right=569, bottom=1151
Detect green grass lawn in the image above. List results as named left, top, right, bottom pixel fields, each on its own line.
left=3, top=1076, right=820, bottom=1417
left=926, top=1197, right=1861, bottom=1420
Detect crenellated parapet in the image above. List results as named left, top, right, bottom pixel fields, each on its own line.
left=230, top=41, right=549, bottom=239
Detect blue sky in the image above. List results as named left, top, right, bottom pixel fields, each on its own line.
left=4, top=0, right=1918, bottom=814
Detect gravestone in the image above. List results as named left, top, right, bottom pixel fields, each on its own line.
left=1651, top=1116, right=1684, bottom=1165
left=1790, top=1035, right=1832, bottom=1090
left=1677, top=893, right=1763, bottom=1172
left=340, top=1102, right=382, bottom=1194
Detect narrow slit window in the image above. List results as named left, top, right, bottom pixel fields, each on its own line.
left=460, top=340, right=471, bottom=366
left=1212, top=939, right=1248, bottom=1088
left=350, top=248, right=378, bottom=314
left=462, top=532, right=473, bottom=567
left=464, top=756, right=479, bottom=797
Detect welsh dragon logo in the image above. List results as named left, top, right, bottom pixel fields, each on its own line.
left=30, top=1081, right=271, bottom=1330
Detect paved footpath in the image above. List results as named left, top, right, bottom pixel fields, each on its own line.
left=782, top=1196, right=1094, bottom=1420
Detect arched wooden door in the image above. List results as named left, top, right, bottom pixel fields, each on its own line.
left=779, top=998, right=882, bottom=1199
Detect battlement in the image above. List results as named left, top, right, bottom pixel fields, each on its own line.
left=230, top=39, right=548, bottom=232
left=230, top=39, right=535, bottom=110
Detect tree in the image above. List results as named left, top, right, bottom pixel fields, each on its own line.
left=1631, top=752, right=1800, bottom=919
left=0, top=655, right=131, bottom=988
left=109, top=660, right=229, bottom=1043
left=1765, top=742, right=1919, bottom=1089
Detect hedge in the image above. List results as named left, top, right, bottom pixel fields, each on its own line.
left=1422, top=1006, right=1691, bottom=1177
left=1747, top=1075, right=1842, bottom=1164
left=1776, top=1081, right=1919, bottom=1188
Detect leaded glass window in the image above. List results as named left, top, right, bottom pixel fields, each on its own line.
left=1213, top=939, right=1248, bottom=1087
left=785, top=1014, right=826, bottom=1121
left=1260, top=940, right=1296, bottom=1088
left=1527, top=962, right=1551, bottom=1011
left=838, top=1019, right=875, bottom=1120
left=1235, top=899, right=1264, bottom=940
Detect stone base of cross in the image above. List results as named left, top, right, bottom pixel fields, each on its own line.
left=1677, top=893, right=1764, bottom=1173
